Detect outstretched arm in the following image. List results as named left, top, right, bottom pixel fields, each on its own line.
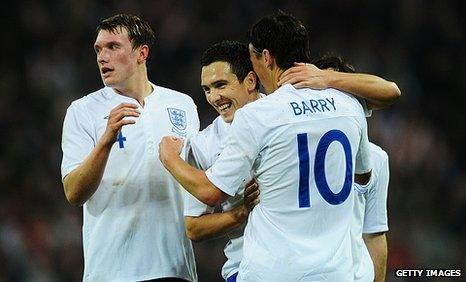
left=278, top=63, right=401, bottom=110
left=159, top=136, right=228, bottom=206
left=185, top=180, right=259, bottom=242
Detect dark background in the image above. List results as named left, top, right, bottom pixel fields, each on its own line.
left=0, top=0, right=464, bottom=281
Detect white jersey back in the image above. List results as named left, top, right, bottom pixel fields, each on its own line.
left=206, top=84, right=371, bottom=281
left=184, top=116, right=249, bottom=279
left=61, top=84, right=198, bottom=282
left=352, top=142, right=389, bottom=281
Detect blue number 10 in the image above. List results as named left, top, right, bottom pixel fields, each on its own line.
left=297, top=129, right=353, bottom=208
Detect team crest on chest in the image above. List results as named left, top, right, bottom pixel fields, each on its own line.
left=167, top=108, right=187, bottom=130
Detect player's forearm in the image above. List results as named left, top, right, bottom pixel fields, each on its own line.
left=161, top=154, right=224, bottom=206
left=327, top=71, right=401, bottom=109
left=63, top=141, right=112, bottom=206
left=363, top=233, right=388, bottom=282
left=185, top=206, right=248, bottom=242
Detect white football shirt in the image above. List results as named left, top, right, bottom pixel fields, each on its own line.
left=206, top=84, right=372, bottom=281
left=184, top=116, right=250, bottom=280
left=61, top=84, right=199, bottom=282
left=352, top=142, right=389, bottom=281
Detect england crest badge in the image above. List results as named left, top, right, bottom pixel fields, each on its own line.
left=167, top=108, right=187, bottom=131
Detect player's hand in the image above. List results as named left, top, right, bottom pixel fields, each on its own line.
left=231, top=179, right=260, bottom=223
left=99, top=103, right=140, bottom=147
left=244, top=179, right=260, bottom=212
left=278, top=62, right=330, bottom=89
left=159, top=136, right=184, bottom=165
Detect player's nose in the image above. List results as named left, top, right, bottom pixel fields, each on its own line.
left=210, top=88, right=222, bottom=103
left=97, top=48, right=110, bottom=64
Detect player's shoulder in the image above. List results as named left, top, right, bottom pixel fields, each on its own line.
left=153, top=84, right=196, bottom=106
left=323, top=87, right=363, bottom=107
left=369, top=142, right=389, bottom=163
left=202, top=116, right=228, bottom=136
left=192, top=116, right=226, bottom=146
left=239, top=91, right=275, bottom=115
left=67, top=87, right=108, bottom=112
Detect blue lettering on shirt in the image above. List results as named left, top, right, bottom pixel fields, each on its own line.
left=289, top=98, right=336, bottom=116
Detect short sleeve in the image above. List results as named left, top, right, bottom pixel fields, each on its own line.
left=206, top=109, right=260, bottom=196
left=363, top=153, right=389, bottom=233
left=355, top=115, right=372, bottom=174
left=61, top=102, right=95, bottom=181
left=357, top=97, right=372, bottom=118
left=186, top=134, right=210, bottom=171
left=183, top=190, right=215, bottom=217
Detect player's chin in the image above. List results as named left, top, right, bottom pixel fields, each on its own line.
left=102, top=76, right=117, bottom=87
left=220, top=113, right=233, bottom=123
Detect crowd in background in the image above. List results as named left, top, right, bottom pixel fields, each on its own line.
left=0, top=1, right=464, bottom=281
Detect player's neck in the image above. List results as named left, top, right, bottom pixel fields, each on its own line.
left=113, top=71, right=152, bottom=107
left=269, top=67, right=285, bottom=93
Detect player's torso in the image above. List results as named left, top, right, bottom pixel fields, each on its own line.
left=85, top=86, right=198, bottom=208
left=80, top=86, right=198, bottom=281
left=242, top=85, right=364, bottom=271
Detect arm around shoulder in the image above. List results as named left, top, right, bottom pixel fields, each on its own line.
left=326, top=71, right=401, bottom=110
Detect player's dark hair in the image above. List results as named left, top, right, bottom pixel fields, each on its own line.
left=312, top=55, right=356, bottom=73
left=97, top=14, right=156, bottom=61
left=248, top=12, right=311, bottom=70
left=201, top=40, right=258, bottom=89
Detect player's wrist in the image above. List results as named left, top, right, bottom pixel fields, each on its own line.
left=231, top=205, right=248, bottom=222
left=97, top=136, right=115, bottom=150
left=323, top=69, right=338, bottom=88
left=160, top=150, right=181, bottom=170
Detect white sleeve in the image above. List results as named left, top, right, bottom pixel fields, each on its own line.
left=186, top=135, right=210, bottom=171
left=206, top=109, right=260, bottom=196
left=184, top=190, right=215, bottom=217
left=363, top=153, right=389, bottom=233
left=355, top=115, right=372, bottom=174
left=357, top=97, right=372, bottom=118
left=61, top=102, right=95, bottom=181
left=183, top=135, right=215, bottom=216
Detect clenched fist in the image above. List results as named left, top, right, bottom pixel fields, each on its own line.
left=159, top=136, right=184, bottom=165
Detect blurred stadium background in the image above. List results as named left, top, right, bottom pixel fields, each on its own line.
left=0, top=0, right=464, bottom=281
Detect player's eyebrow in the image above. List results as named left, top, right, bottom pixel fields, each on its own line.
left=211, top=80, right=228, bottom=87
left=201, top=79, right=229, bottom=91
left=94, top=40, right=121, bottom=50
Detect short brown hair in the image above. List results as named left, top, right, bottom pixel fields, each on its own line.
left=97, top=14, right=156, bottom=60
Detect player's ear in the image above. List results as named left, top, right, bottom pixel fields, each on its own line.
left=138, top=45, right=149, bottom=64
left=244, top=71, right=258, bottom=92
left=263, top=49, right=274, bottom=70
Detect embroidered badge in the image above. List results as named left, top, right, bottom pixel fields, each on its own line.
left=167, top=108, right=187, bottom=131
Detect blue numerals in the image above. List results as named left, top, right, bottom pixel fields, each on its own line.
left=297, top=130, right=353, bottom=207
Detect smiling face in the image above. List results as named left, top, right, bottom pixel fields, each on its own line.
left=201, top=61, right=252, bottom=123
left=94, top=27, right=140, bottom=90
